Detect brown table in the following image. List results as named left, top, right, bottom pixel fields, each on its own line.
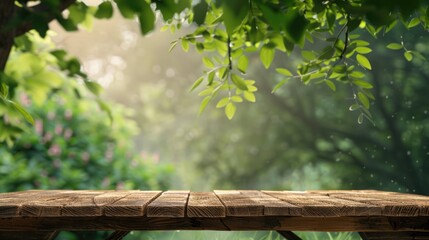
left=1, top=190, right=429, bottom=240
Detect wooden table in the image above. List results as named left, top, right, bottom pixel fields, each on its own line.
left=1, top=190, right=429, bottom=240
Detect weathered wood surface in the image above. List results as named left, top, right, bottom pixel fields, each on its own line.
left=360, top=231, right=429, bottom=239
left=0, top=190, right=428, bottom=232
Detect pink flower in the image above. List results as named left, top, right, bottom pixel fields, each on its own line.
left=116, top=182, right=125, bottom=190
left=102, top=177, right=111, bottom=188
left=64, top=129, right=73, bottom=139
left=54, top=124, right=63, bottom=135
left=19, top=93, right=31, bottom=107
left=48, top=144, right=61, bottom=156
left=35, top=120, right=43, bottom=135
left=64, top=110, right=72, bottom=120
left=43, top=132, right=53, bottom=143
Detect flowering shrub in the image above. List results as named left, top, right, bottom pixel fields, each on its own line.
left=0, top=90, right=174, bottom=192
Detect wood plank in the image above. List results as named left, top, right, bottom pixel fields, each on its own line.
left=146, top=190, right=189, bottom=217
left=214, top=190, right=301, bottom=216
left=0, top=190, right=56, bottom=217
left=0, top=231, right=58, bottom=240
left=360, top=232, right=429, bottom=240
left=329, top=193, right=421, bottom=216
left=264, top=191, right=347, bottom=217
left=187, top=192, right=225, bottom=217
left=214, top=190, right=264, bottom=216
left=0, top=216, right=428, bottom=232
left=104, top=191, right=162, bottom=216
left=306, top=192, right=382, bottom=216
left=60, top=191, right=107, bottom=216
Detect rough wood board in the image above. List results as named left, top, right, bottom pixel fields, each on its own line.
left=214, top=190, right=301, bottom=216
left=214, top=190, right=265, bottom=216
left=104, top=191, right=162, bottom=216
left=360, top=232, right=429, bottom=240
left=0, top=231, right=57, bottom=240
left=263, top=191, right=345, bottom=217
left=147, top=190, right=190, bottom=217
left=330, top=194, right=421, bottom=216
left=0, top=216, right=428, bottom=232
left=187, top=192, right=225, bottom=217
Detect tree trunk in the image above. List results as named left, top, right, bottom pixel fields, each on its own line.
left=0, top=0, right=16, bottom=71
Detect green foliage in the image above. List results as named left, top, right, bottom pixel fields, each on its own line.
left=0, top=90, right=173, bottom=192
left=1, top=0, right=429, bottom=137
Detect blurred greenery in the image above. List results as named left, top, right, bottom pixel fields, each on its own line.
left=100, top=22, right=429, bottom=195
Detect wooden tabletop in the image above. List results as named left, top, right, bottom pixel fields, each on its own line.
left=0, top=190, right=429, bottom=233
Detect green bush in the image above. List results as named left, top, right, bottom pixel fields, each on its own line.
left=0, top=89, right=174, bottom=192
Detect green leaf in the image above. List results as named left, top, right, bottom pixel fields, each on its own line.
left=199, top=96, right=211, bottom=114
left=115, top=0, right=137, bottom=18
left=216, top=97, right=229, bottom=108
left=0, top=83, right=8, bottom=98
left=275, top=68, right=293, bottom=76
left=138, top=1, right=156, bottom=35
left=68, top=3, right=87, bottom=24
left=407, top=17, right=420, bottom=28
left=231, top=96, right=243, bottom=102
left=169, top=40, right=178, bottom=53
left=225, top=102, right=236, bottom=120
left=67, top=58, right=81, bottom=75
left=202, top=57, right=215, bottom=68
left=350, top=71, right=365, bottom=78
left=190, top=77, right=204, bottom=92
left=353, top=80, right=373, bottom=89
left=95, top=2, right=114, bottom=19
left=355, top=47, right=372, bottom=54
left=56, top=16, right=78, bottom=32
left=181, top=39, right=189, bottom=52
left=237, top=55, right=249, bottom=73
left=97, top=99, right=113, bottom=123
left=284, top=9, right=309, bottom=44
left=357, top=113, right=364, bottom=124
left=404, top=51, right=413, bottom=61
left=243, top=91, right=256, bottom=102
left=325, top=80, right=336, bottom=91
left=222, top=0, right=249, bottom=35
left=8, top=100, right=34, bottom=125
left=358, top=92, right=370, bottom=109
left=207, top=71, right=215, bottom=85
left=356, top=54, right=372, bottom=70
left=272, top=79, right=289, bottom=93
left=349, top=104, right=360, bottom=111
left=193, top=0, right=208, bottom=25
left=85, top=81, right=103, bottom=96
left=231, top=74, right=248, bottom=90
left=260, top=46, right=275, bottom=69
left=386, top=43, right=402, bottom=50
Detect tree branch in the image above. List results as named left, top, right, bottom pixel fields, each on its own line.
left=13, top=0, right=77, bottom=37
left=0, top=0, right=17, bottom=71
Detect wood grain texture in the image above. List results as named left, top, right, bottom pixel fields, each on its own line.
left=214, top=190, right=301, bottom=216
left=327, top=192, right=423, bottom=216
left=214, top=190, right=264, bottom=216
left=0, top=231, right=57, bottom=240
left=360, top=232, right=429, bottom=240
left=104, top=191, right=161, bottom=216
left=0, top=190, right=429, bottom=233
left=263, top=191, right=346, bottom=217
left=187, top=192, right=225, bottom=217
left=146, top=190, right=189, bottom=217
left=0, top=216, right=428, bottom=232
